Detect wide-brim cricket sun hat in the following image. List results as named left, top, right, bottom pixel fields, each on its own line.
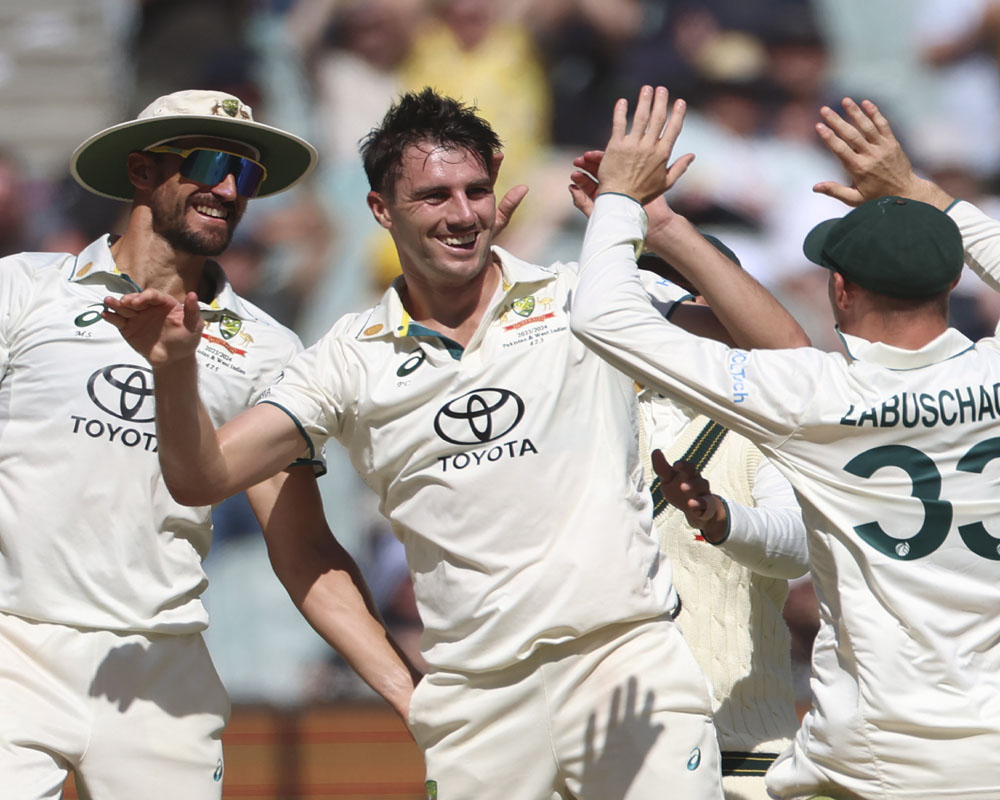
left=71, top=89, right=318, bottom=200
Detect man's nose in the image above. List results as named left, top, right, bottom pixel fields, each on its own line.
left=211, top=172, right=239, bottom=201
left=448, top=194, right=477, bottom=225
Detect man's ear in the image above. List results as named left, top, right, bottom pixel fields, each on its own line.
left=126, top=152, right=158, bottom=191
left=831, top=271, right=852, bottom=312
left=368, top=190, right=392, bottom=229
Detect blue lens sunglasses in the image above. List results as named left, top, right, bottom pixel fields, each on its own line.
left=145, top=145, right=268, bottom=198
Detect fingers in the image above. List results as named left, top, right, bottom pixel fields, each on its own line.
left=817, top=106, right=865, bottom=156
left=570, top=170, right=599, bottom=197
left=841, top=97, right=880, bottom=143
left=812, top=180, right=865, bottom=207
left=489, top=151, right=504, bottom=184
left=861, top=99, right=895, bottom=140
left=572, top=150, right=605, bottom=170
left=664, top=152, right=695, bottom=191
left=496, top=184, right=529, bottom=234
left=568, top=183, right=595, bottom=217
left=183, top=292, right=204, bottom=333
left=610, top=96, right=629, bottom=141
left=630, top=85, right=655, bottom=138
left=660, top=97, right=687, bottom=151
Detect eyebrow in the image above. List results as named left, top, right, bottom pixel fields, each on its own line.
left=411, top=178, right=493, bottom=195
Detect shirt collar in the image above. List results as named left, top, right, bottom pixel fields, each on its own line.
left=355, top=246, right=556, bottom=342
left=838, top=326, right=975, bottom=370
left=69, top=234, right=256, bottom=322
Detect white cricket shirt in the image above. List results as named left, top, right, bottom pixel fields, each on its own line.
left=572, top=194, right=1000, bottom=799
left=260, top=246, right=686, bottom=673
left=0, top=236, right=305, bottom=634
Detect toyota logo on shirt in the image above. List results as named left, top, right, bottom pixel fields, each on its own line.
left=434, top=388, right=525, bottom=445
left=87, top=364, right=156, bottom=422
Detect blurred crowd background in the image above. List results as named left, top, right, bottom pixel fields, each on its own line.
left=2, top=0, right=1000, bottom=714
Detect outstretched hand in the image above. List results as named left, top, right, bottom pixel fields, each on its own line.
left=593, top=85, right=695, bottom=206
left=102, top=289, right=204, bottom=368
left=651, top=450, right=726, bottom=540
left=812, top=98, right=952, bottom=210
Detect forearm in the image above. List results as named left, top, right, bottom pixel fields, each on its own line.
left=572, top=194, right=802, bottom=443
left=252, top=473, right=420, bottom=721
left=948, top=200, right=1000, bottom=293
left=715, top=502, right=809, bottom=579
left=291, top=544, right=420, bottom=719
left=707, top=459, right=808, bottom=579
left=645, top=213, right=810, bottom=349
left=152, top=356, right=232, bottom=506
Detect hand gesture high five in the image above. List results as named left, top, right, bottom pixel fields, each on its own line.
left=102, top=289, right=204, bottom=368
left=593, top=85, right=694, bottom=207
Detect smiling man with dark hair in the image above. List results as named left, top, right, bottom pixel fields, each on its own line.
left=104, top=87, right=808, bottom=800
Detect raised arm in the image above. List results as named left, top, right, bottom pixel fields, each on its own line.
left=247, top=468, right=421, bottom=722
left=568, top=89, right=808, bottom=349
left=103, top=289, right=306, bottom=505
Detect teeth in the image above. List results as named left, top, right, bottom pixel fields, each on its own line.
left=195, top=205, right=227, bottom=219
left=441, top=233, right=476, bottom=246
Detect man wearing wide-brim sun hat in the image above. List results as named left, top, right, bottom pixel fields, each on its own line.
left=71, top=89, right=317, bottom=201
left=0, top=89, right=379, bottom=800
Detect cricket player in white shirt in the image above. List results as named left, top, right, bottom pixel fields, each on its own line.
left=103, top=87, right=811, bottom=800
left=0, top=90, right=420, bottom=800
left=571, top=85, right=1000, bottom=800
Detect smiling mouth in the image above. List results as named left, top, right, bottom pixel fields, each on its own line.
left=193, top=203, right=229, bottom=220
left=438, top=232, right=477, bottom=249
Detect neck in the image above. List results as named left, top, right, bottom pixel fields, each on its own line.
left=400, top=257, right=502, bottom=347
left=841, top=313, right=948, bottom=350
left=109, top=209, right=211, bottom=301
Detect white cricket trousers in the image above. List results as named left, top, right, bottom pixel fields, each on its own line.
left=408, top=614, right=724, bottom=799
left=0, top=610, right=229, bottom=799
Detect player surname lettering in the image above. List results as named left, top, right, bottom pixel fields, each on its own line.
left=839, top=383, right=1000, bottom=428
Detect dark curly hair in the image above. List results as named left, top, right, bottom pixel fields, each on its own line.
left=360, top=87, right=502, bottom=197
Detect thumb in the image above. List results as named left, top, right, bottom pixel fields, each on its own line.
left=183, top=292, right=205, bottom=334
left=651, top=449, right=676, bottom=482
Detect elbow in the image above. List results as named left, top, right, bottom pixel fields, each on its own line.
left=164, top=475, right=225, bottom=507
left=568, top=302, right=598, bottom=343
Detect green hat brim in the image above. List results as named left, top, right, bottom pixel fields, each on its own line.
left=71, top=115, right=318, bottom=201
left=802, top=217, right=839, bottom=268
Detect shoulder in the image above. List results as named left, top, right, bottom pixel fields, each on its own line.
left=0, top=249, right=73, bottom=280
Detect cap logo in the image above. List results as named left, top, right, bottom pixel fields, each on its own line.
left=213, top=99, right=251, bottom=120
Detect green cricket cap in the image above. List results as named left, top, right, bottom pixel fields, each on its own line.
left=802, top=196, right=963, bottom=298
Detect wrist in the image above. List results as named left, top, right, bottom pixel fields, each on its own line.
left=694, top=495, right=730, bottom=543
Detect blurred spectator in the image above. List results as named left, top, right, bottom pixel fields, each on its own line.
left=129, top=0, right=257, bottom=112
left=910, top=0, right=1000, bottom=179
left=0, top=150, right=34, bottom=256
left=402, top=0, right=552, bottom=192
left=34, top=175, right=127, bottom=256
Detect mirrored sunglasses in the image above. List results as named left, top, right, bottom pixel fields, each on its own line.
left=145, top=145, right=267, bottom=198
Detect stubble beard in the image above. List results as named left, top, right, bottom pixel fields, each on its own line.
left=153, top=195, right=242, bottom=257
